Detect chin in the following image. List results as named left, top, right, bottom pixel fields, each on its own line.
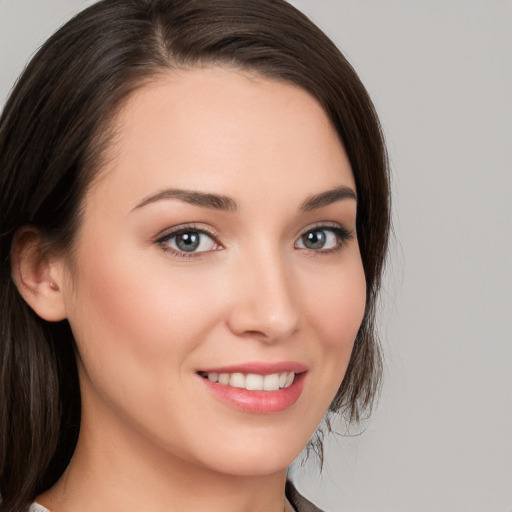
left=210, top=453, right=295, bottom=477
left=191, top=433, right=307, bottom=477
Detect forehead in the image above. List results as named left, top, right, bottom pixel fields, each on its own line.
left=89, top=66, right=354, bottom=212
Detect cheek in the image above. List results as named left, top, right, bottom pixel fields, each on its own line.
left=315, top=260, right=365, bottom=383
left=271, top=250, right=367, bottom=440
left=63, top=240, right=232, bottom=454
left=303, top=255, right=366, bottom=352
left=64, top=239, right=222, bottom=381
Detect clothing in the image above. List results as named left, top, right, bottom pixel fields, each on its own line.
left=29, top=505, right=48, bottom=512
left=286, top=480, right=324, bottom=512
left=30, top=480, right=323, bottom=512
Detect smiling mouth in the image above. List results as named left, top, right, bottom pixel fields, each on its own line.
left=198, top=371, right=295, bottom=391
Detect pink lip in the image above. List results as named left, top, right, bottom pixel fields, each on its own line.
left=198, top=361, right=308, bottom=375
left=197, top=362, right=308, bottom=414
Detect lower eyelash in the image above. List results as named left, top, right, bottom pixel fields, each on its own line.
left=159, top=245, right=202, bottom=259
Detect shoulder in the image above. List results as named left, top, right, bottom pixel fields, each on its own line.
left=286, top=480, right=325, bottom=512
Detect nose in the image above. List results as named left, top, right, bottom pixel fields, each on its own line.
left=226, top=249, right=300, bottom=343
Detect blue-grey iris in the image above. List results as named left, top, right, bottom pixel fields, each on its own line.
left=303, top=230, right=326, bottom=249
left=175, top=232, right=200, bottom=252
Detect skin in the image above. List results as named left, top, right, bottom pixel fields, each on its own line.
left=29, top=67, right=366, bottom=512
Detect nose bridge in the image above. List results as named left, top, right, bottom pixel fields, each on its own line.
left=227, top=243, right=299, bottom=342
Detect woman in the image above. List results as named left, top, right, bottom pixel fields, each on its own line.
left=0, top=1, right=390, bottom=511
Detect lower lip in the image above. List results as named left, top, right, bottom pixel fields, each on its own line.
left=199, top=372, right=307, bottom=414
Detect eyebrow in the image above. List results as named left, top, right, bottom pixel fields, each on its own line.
left=132, top=185, right=356, bottom=213
left=133, top=189, right=239, bottom=212
left=300, top=186, right=357, bottom=211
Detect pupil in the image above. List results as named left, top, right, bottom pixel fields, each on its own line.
left=304, top=230, right=325, bottom=249
left=176, top=232, right=200, bottom=252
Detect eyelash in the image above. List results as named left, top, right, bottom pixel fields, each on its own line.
left=155, top=223, right=354, bottom=260
left=295, top=223, right=354, bottom=255
left=155, top=224, right=222, bottom=260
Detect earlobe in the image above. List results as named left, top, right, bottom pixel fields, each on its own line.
left=11, top=227, right=68, bottom=322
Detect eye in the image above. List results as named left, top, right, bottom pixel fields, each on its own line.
left=157, top=227, right=221, bottom=255
left=295, top=226, right=352, bottom=252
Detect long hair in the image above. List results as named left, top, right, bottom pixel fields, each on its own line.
left=0, top=1, right=390, bottom=510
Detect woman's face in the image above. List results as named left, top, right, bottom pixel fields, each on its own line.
left=59, top=67, right=366, bottom=477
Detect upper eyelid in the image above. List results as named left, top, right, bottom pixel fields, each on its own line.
left=155, top=223, right=221, bottom=243
left=297, top=221, right=354, bottom=237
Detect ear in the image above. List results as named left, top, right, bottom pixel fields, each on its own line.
left=11, top=227, right=68, bottom=322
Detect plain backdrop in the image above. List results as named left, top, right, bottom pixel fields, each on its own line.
left=1, top=1, right=511, bottom=511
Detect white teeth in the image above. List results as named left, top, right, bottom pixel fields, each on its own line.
left=208, top=372, right=219, bottom=383
left=229, top=373, right=245, bottom=388
left=263, top=373, right=280, bottom=391
left=245, top=374, right=264, bottom=390
left=204, top=371, right=296, bottom=391
left=218, top=373, right=230, bottom=385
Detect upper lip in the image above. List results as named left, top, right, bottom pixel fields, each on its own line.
left=197, top=361, right=308, bottom=375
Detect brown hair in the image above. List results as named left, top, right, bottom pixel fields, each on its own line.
left=0, top=1, right=390, bottom=510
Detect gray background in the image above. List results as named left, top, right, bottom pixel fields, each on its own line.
left=1, top=1, right=511, bottom=510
